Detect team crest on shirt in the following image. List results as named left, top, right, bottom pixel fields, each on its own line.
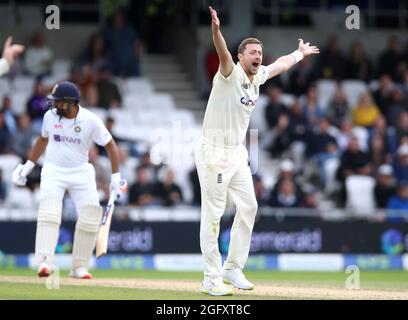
left=242, top=83, right=249, bottom=90
left=74, top=125, right=81, bottom=133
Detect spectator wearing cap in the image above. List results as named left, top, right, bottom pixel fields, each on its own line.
left=269, top=159, right=303, bottom=205
left=374, top=164, right=396, bottom=208
left=386, top=181, right=408, bottom=222
left=270, top=179, right=301, bottom=208
left=393, top=143, right=408, bottom=182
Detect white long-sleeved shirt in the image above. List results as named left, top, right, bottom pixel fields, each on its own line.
left=0, top=58, right=10, bottom=76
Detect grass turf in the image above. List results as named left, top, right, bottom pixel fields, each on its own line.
left=0, top=268, right=407, bottom=300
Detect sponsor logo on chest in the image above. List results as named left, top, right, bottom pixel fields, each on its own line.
left=53, top=134, right=81, bottom=144
left=240, top=83, right=259, bottom=107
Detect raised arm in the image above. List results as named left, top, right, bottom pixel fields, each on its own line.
left=0, top=36, right=25, bottom=76
left=267, top=38, right=319, bottom=79
left=209, top=6, right=234, bottom=78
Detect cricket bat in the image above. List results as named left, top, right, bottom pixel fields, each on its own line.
left=95, top=190, right=117, bottom=258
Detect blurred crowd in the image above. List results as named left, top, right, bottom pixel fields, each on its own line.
left=242, top=34, right=408, bottom=213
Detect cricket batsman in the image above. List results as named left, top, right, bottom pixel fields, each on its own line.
left=195, top=6, right=320, bottom=296
left=0, top=36, right=24, bottom=76
left=12, top=81, right=127, bottom=279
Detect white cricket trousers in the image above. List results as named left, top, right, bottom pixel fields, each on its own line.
left=35, top=162, right=101, bottom=266
left=40, top=162, right=100, bottom=209
left=194, top=139, right=258, bottom=282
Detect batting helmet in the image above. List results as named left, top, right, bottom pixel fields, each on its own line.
left=47, top=81, right=80, bottom=102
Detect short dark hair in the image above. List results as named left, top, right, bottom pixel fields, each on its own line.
left=238, top=38, right=263, bottom=54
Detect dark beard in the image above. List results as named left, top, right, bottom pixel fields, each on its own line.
left=56, top=108, right=65, bottom=116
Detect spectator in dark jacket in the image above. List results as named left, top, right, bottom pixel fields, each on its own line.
left=158, top=168, right=184, bottom=207
left=264, top=86, right=289, bottom=129
left=315, top=35, right=346, bottom=80
left=393, top=143, right=408, bottom=183
left=374, top=164, right=397, bottom=208
left=387, top=181, right=408, bottom=222
left=0, top=112, right=11, bottom=154
left=377, top=36, right=403, bottom=82
left=270, top=179, right=301, bottom=208
left=346, top=41, right=373, bottom=82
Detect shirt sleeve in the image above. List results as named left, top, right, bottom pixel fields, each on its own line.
left=41, top=111, right=51, bottom=138
left=256, top=65, right=270, bottom=85
left=214, top=64, right=239, bottom=83
left=92, top=115, right=112, bottom=146
left=0, top=58, right=10, bottom=77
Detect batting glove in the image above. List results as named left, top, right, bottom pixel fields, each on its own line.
left=12, top=160, right=35, bottom=186
left=110, top=172, right=128, bottom=200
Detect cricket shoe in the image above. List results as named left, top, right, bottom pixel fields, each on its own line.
left=69, top=267, right=92, bottom=279
left=200, top=279, right=233, bottom=296
left=37, top=262, right=52, bottom=278
left=222, top=268, right=255, bottom=290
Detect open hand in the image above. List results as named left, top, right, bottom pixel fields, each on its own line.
left=2, top=36, right=24, bottom=65
left=297, top=38, right=319, bottom=57
left=209, top=6, right=220, bottom=31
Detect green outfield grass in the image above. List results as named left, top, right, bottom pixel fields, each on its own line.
left=0, top=268, right=407, bottom=300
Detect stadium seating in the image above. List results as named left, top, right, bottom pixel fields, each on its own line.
left=317, top=80, right=337, bottom=111
left=345, top=175, right=376, bottom=216
left=341, top=80, right=368, bottom=109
